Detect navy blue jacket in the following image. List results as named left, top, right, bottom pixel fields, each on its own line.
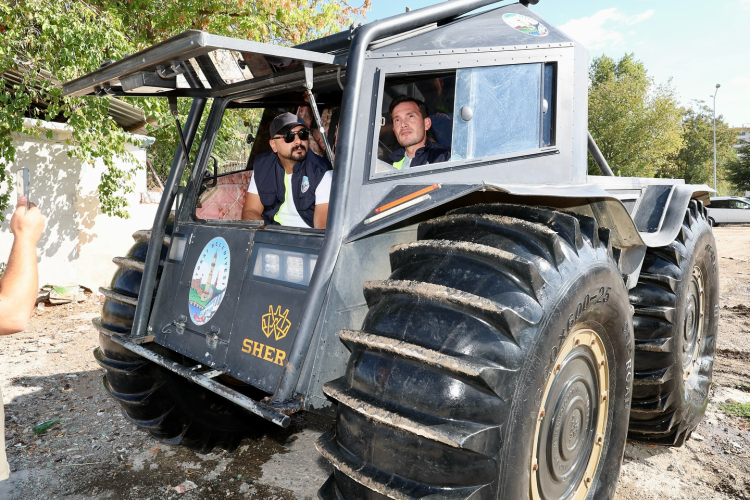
left=252, top=150, right=332, bottom=227
left=389, top=140, right=451, bottom=169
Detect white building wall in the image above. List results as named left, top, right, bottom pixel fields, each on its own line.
left=0, top=119, right=159, bottom=291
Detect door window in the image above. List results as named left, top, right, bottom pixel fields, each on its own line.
left=453, top=63, right=544, bottom=160
left=371, top=62, right=556, bottom=177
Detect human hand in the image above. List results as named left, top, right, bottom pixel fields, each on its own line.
left=10, top=196, right=45, bottom=245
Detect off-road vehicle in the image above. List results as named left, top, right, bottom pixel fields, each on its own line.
left=64, top=0, right=719, bottom=498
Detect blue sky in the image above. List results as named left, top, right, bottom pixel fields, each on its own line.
left=364, top=0, right=750, bottom=127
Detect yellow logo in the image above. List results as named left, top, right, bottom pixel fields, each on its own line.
left=261, top=305, right=291, bottom=341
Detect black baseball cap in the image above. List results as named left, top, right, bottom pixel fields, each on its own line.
left=270, top=112, right=307, bottom=137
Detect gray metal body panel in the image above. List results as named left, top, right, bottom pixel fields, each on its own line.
left=296, top=225, right=419, bottom=413
left=374, top=4, right=570, bottom=52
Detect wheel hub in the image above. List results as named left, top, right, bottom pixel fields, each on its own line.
left=531, top=329, right=609, bottom=500
left=682, top=266, right=705, bottom=380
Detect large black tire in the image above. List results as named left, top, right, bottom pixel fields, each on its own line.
left=317, top=204, right=634, bottom=500
left=93, top=224, right=259, bottom=452
left=628, top=200, right=719, bottom=445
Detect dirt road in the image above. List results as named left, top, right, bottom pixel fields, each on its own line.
left=1, top=226, right=749, bottom=499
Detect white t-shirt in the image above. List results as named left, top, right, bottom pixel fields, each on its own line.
left=248, top=170, right=332, bottom=228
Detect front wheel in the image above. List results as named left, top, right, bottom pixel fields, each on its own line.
left=318, top=204, right=634, bottom=499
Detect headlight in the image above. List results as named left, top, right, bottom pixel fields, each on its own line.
left=251, top=244, right=318, bottom=288
left=263, top=253, right=280, bottom=278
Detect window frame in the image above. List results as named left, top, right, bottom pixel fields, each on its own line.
left=367, top=59, right=559, bottom=182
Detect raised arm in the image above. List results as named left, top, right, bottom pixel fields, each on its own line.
left=0, top=197, right=45, bottom=335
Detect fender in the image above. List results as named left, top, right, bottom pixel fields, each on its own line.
left=348, top=181, right=712, bottom=284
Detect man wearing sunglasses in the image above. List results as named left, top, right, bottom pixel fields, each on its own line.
left=388, top=96, right=451, bottom=170
left=242, top=112, right=332, bottom=228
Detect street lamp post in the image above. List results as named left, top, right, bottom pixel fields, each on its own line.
left=713, top=83, right=721, bottom=192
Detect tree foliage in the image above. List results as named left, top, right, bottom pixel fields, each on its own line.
left=0, top=0, right=368, bottom=217
left=588, top=54, right=684, bottom=177
left=725, top=142, right=750, bottom=193
left=659, top=101, right=737, bottom=186
left=0, top=0, right=136, bottom=216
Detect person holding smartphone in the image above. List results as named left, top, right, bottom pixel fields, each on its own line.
left=0, top=194, right=45, bottom=481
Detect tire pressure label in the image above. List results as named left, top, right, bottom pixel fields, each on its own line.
left=189, top=237, right=230, bottom=326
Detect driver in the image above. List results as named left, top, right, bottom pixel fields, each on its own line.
left=389, top=96, right=451, bottom=169
left=242, top=113, right=332, bottom=229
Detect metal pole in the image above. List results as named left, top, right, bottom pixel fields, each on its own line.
left=587, top=132, right=614, bottom=176
left=130, top=97, right=206, bottom=339
left=713, top=83, right=721, bottom=192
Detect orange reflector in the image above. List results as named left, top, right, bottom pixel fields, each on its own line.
left=374, top=184, right=440, bottom=214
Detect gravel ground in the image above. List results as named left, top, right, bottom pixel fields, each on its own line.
left=0, top=226, right=749, bottom=499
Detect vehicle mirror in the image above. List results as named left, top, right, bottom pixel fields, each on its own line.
left=200, top=155, right=219, bottom=194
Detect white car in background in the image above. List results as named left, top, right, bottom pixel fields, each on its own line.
left=707, top=196, right=750, bottom=226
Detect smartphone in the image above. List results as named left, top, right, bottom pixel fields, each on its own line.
left=15, top=168, right=30, bottom=209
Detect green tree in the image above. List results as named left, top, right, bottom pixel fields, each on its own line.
left=588, top=54, right=684, bottom=177
left=0, top=0, right=136, bottom=216
left=0, top=0, right=368, bottom=217
left=725, top=142, right=750, bottom=193
left=659, top=102, right=737, bottom=186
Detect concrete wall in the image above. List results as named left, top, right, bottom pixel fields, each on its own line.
left=0, top=119, right=159, bottom=292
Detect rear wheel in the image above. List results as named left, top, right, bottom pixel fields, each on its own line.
left=318, top=204, right=634, bottom=499
left=93, top=226, right=260, bottom=452
left=628, top=200, right=719, bottom=445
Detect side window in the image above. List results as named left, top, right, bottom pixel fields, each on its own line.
left=371, top=62, right=556, bottom=177
left=213, top=107, right=264, bottom=172
left=453, top=63, right=551, bottom=160
left=711, top=200, right=728, bottom=208
left=375, top=73, right=456, bottom=170
left=730, top=200, right=746, bottom=209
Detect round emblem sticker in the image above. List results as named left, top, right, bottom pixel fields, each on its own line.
left=189, top=237, right=230, bottom=325
left=503, top=13, right=549, bottom=37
